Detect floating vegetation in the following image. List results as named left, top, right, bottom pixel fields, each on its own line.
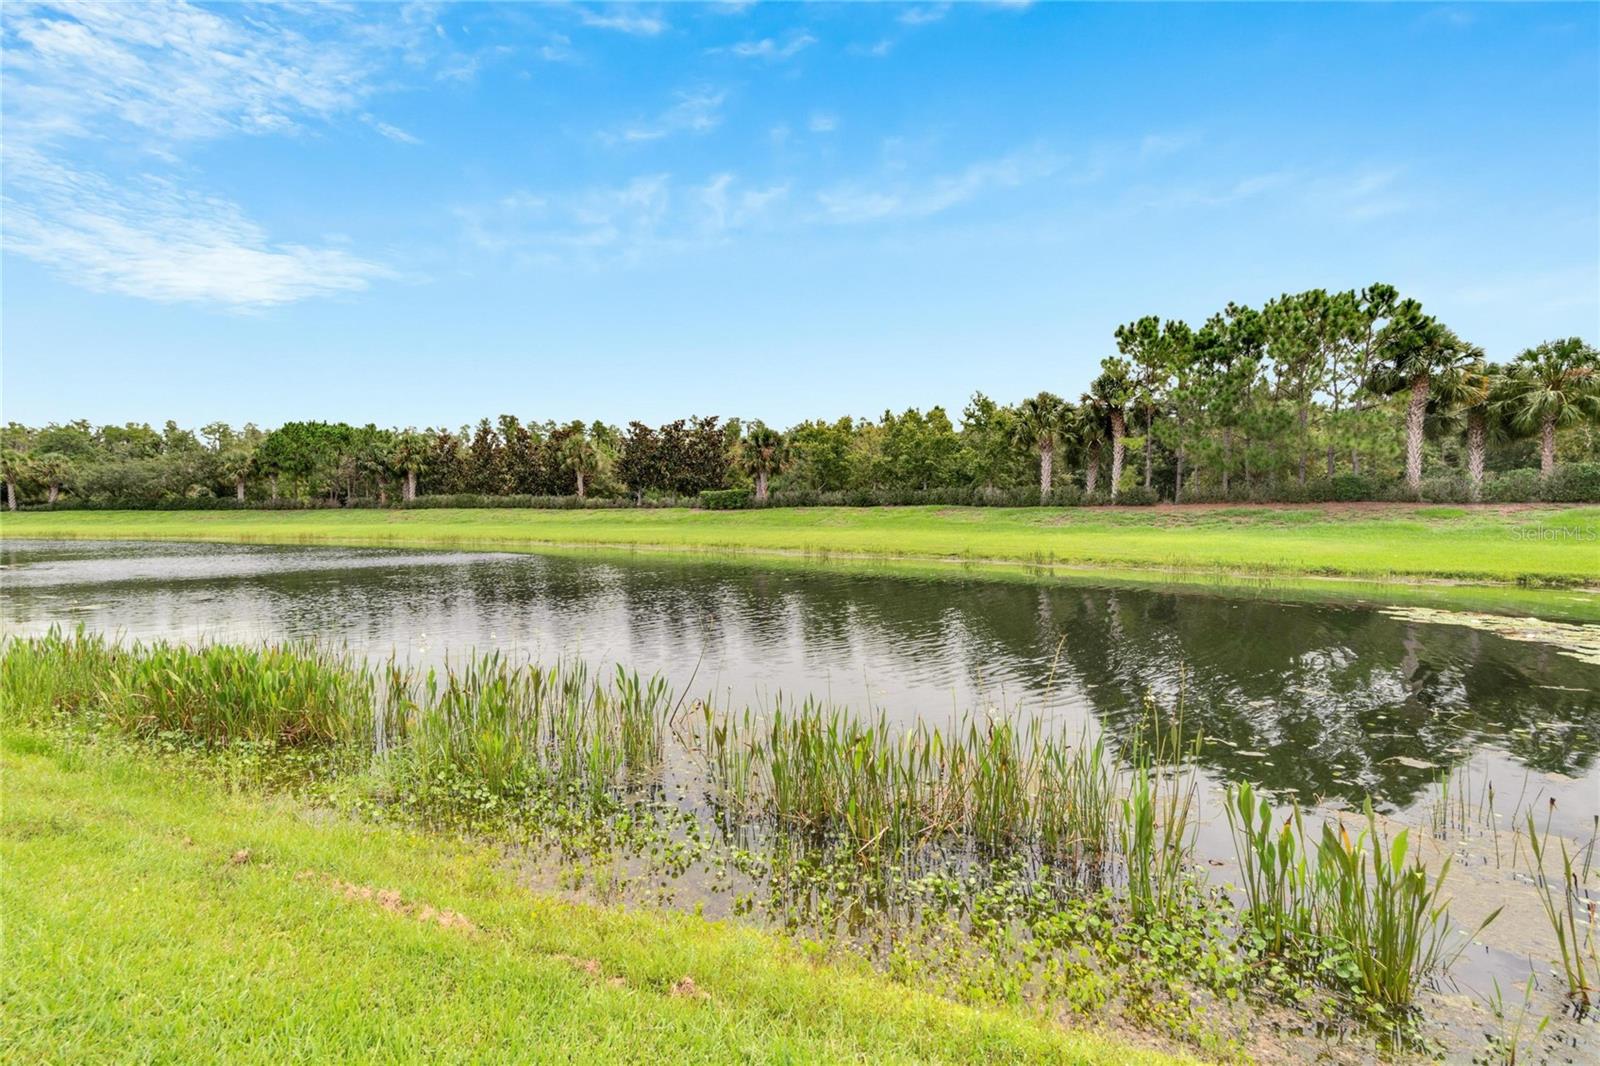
left=1379, top=606, right=1600, bottom=666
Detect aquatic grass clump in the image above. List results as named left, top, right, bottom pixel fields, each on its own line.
left=1525, top=808, right=1597, bottom=1010
left=1226, top=782, right=1315, bottom=956
left=1226, top=783, right=1498, bottom=1012
left=698, top=698, right=1130, bottom=873
left=1118, top=712, right=1201, bottom=924
left=0, top=626, right=122, bottom=724
left=392, top=653, right=670, bottom=806
left=2, top=627, right=372, bottom=747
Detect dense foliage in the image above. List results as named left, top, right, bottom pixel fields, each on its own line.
left=5, top=291, right=1597, bottom=509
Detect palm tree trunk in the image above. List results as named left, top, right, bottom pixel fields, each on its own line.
left=1405, top=374, right=1428, bottom=494
left=1038, top=441, right=1053, bottom=500
left=1085, top=444, right=1100, bottom=495
left=406, top=470, right=417, bottom=501
left=47, top=483, right=60, bottom=505
left=1540, top=417, right=1556, bottom=477
left=576, top=470, right=586, bottom=499
left=235, top=476, right=246, bottom=502
left=1466, top=411, right=1486, bottom=500
left=4, top=479, right=15, bottom=511
left=270, top=474, right=279, bottom=503
left=756, top=470, right=769, bottom=501
left=1110, top=412, right=1125, bottom=500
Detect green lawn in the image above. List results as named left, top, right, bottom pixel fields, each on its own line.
left=4, top=502, right=1598, bottom=585
left=0, top=731, right=1187, bottom=1065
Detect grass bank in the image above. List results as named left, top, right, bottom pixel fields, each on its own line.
left=5, top=502, right=1598, bottom=589
left=0, top=730, right=1189, bottom=1065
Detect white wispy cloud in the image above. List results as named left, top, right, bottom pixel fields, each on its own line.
left=808, top=112, right=839, bottom=134
left=364, top=115, right=423, bottom=145
left=3, top=150, right=389, bottom=308
left=576, top=7, right=666, bottom=37
left=849, top=38, right=896, bottom=59
left=2, top=1, right=375, bottom=144
left=603, top=88, right=726, bottom=143
left=1, top=2, right=421, bottom=308
left=898, top=4, right=951, bottom=27
left=717, top=33, right=817, bottom=61
left=1136, top=165, right=1408, bottom=221
left=699, top=173, right=791, bottom=233
left=457, top=171, right=788, bottom=267
left=815, top=148, right=1058, bottom=224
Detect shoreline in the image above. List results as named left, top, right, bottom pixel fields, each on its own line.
left=5, top=504, right=1599, bottom=621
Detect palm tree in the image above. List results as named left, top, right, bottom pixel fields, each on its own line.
left=1498, top=338, right=1600, bottom=477
left=561, top=431, right=602, bottom=499
left=32, top=452, right=73, bottom=505
left=1090, top=359, right=1134, bottom=500
left=218, top=444, right=255, bottom=502
left=1430, top=359, right=1506, bottom=499
left=1366, top=301, right=1477, bottom=494
left=1071, top=398, right=1108, bottom=496
left=391, top=429, right=427, bottom=502
left=1008, top=392, right=1070, bottom=500
left=1, top=448, right=29, bottom=511
left=739, top=423, right=787, bottom=502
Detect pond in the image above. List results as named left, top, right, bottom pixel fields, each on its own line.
left=4, top=538, right=1595, bottom=826
left=5, top=537, right=1599, bottom=1056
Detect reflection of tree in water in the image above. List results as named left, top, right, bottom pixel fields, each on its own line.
left=1024, top=588, right=1599, bottom=809
left=13, top=542, right=1595, bottom=812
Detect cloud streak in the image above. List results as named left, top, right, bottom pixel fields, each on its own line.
left=576, top=7, right=666, bottom=37
left=4, top=151, right=389, bottom=308
left=815, top=149, right=1059, bottom=224
left=603, top=88, right=727, bottom=143
left=1, top=2, right=420, bottom=307
left=717, top=33, right=817, bottom=61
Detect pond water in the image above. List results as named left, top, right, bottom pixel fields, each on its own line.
left=4, top=538, right=1595, bottom=826
left=6, top=537, right=1600, bottom=1054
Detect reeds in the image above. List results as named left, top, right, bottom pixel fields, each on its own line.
left=1525, top=807, right=1597, bottom=1009
left=1, top=627, right=368, bottom=747
left=395, top=655, right=669, bottom=802
left=0, top=629, right=1509, bottom=1017
left=1227, top=785, right=1499, bottom=1011
left=697, top=698, right=1132, bottom=875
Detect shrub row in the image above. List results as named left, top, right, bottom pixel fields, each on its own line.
left=17, top=463, right=1599, bottom=512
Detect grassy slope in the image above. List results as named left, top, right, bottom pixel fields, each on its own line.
left=3, top=503, right=1599, bottom=585
left=0, top=732, right=1187, bottom=1066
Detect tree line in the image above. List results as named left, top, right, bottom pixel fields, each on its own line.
left=5, top=287, right=1597, bottom=510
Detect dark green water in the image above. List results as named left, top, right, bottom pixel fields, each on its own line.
left=3, top=538, right=1596, bottom=825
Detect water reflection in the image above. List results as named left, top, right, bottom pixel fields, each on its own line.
left=3, top=538, right=1595, bottom=814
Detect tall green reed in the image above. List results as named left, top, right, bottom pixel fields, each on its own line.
left=2, top=627, right=369, bottom=747
left=1226, top=784, right=1499, bottom=1012
left=1525, top=808, right=1596, bottom=1009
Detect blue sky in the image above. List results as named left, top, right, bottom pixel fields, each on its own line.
left=3, top=1, right=1596, bottom=429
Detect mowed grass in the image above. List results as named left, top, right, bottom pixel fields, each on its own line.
left=4, top=503, right=1598, bottom=584
left=0, top=732, right=1189, bottom=1066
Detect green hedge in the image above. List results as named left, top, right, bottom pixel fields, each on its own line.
left=698, top=488, right=753, bottom=510
left=18, top=463, right=1600, bottom=513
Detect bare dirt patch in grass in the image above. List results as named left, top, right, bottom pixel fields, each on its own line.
left=297, top=869, right=478, bottom=933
